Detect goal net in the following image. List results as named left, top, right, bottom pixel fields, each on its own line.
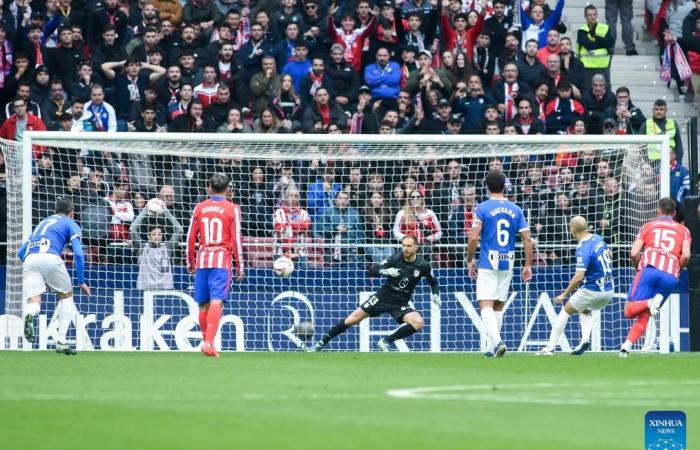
left=0, top=133, right=679, bottom=352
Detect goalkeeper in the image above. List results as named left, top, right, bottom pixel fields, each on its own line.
left=308, top=235, right=441, bottom=352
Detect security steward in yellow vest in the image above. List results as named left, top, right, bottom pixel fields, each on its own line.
left=638, top=99, right=683, bottom=164
left=577, top=5, right=613, bottom=91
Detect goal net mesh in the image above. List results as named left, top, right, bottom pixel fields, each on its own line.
left=0, top=135, right=664, bottom=352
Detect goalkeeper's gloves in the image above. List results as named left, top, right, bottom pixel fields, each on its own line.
left=380, top=267, right=401, bottom=277
left=431, top=294, right=441, bottom=307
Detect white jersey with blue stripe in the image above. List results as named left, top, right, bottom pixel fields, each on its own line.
left=22, top=214, right=81, bottom=259
left=474, top=198, right=529, bottom=271
left=575, top=233, right=614, bottom=292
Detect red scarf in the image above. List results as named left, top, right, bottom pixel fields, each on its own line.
left=505, top=83, right=517, bottom=121
left=318, top=103, right=330, bottom=125
left=33, top=43, right=43, bottom=66
left=308, top=71, right=324, bottom=97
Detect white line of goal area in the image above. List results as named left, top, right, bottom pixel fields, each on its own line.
left=386, top=380, right=700, bottom=407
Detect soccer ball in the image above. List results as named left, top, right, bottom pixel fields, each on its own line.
left=295, top=321, right=315, bottom=340
left=273, top=256, right=294, bottom=277
left=146, top=198, right=166, bottom=215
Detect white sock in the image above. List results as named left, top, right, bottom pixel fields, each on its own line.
left=25, top=302, right=40, bottom=317
left=546, top=309, right=570, bottom=350
left=652, top=293, right=664, bottom=306
left=621, top=340, right=632, bottom=351
left=481, top=307, right=501, bottom=350
left=57, top=297, right=77, bottom=343
left=579, top=312, right=593, bottom=344
left=495, top=310, right=504, bottom=332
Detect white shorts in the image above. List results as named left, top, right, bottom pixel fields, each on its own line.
left=476, top=269, right=513, bottom=302
left=569, top=288, right=613, bottom=312
left=22, top=253, right=72, bottom=299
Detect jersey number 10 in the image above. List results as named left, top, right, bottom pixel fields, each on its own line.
left=201, top=217, right=223, bottom=245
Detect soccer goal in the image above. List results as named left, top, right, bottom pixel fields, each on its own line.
left=0, top=132, right=684, bottom=353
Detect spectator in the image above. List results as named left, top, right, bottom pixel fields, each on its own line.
left=541, top=191, right=573, bottom=264
left=240, top=22, right=279, bottom=85
left=670, top=153, right=691, bottom=203
left=169, top=99, right=208, bottom=132
left=614, top=86, right=646, bottom=134
left=203, top=84, right=242, bottom=127
left=254, top=107, right=288, bottom=133
left=570, top=173, right=604, bottom=224
left=484, top=0, right=515, bottom=58
left=0, top=96, right=46, bottom=141
left=326, top=3, right=377, bottom=72
left=153, top=0, right=183, bottom=28
left=446, top=184, right=477, bottom=263
left=521, top=0, right=565, bottom=47
left=559, top=37, right=586, bottom=90
left=405, top=50, right=452, bottom=97
left=363, top=190, right=395, bottom=264
left=393, top=189, right=442, bottom=254
left=168, top=83, right=194, bottom=121
left=577, top=5, right=613, bottom=91
left=537, top=29, right=561, bottom=65
left=101, top=57, right=166, bottom=130
left=472, top=32, right=496, bottom=87
left=545, top=53, right=581, bottom=98
left=182, top=0, right=222, bottom=34
left=3, top=82, right=41, bottom=121
left=270, top=74, right=302, bottom=131
left=606, top=0, right=637, bottom=55
left=532, top=80, right=550, bottom=121
left=274, top=187, right=312, bottom=265
left=302, top=87, right=347, bottom=133
left=516, top=39, right=548, bottom=86
left=281, top=40, right=312, bottom=91
left=414, top=97, right=452, bottom=133
left=73, top=84, right=117, bottom=132
left=40, top=80, right=69, bottom=130
left=308, top=165, right=341, bottom=217
left=545, top=79, right=585, bottom=134
left=131, top=207, right=183, bottom=291
left=598, top=176, right=622, bottom=246
left=128, top=104, right=165, bottom=132
left=493, top=62, right=531, bottom=123
left=298, top=57, right=334, bottom=107
left=250, top=56, right=281, bottom=117
left=441, top=7, right=484, bottom=60
left=315, top=190, right=364, bottom=264
left=512, top=97, right=545, bottom=135
left=397, top=10, right=437, bottom=53
left=364, top=47, right=402, bottom=100
left=217, top=108, right=253, bottom=133
left=240, top=166, right=273, bottom=237
left=581, top=74, right=616, bottom=134
left=326, top=43, right=362, bottom=111
left=455, top=75, right=494, bottom=133
left=105, top=180, right=135, bottom=242
left=638, top=98, right=684, bottom=163
left=89, top=0, right=128, bottom=48
left=556, top=165, right=577, bottom=194
left=193, top=64, right=220, bottom=109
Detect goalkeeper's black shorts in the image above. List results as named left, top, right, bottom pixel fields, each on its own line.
left=360, top=293, right=416, bottom=324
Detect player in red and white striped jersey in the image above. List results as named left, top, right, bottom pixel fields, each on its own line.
left=619, top=197, right=691, bottom=357
left=186, top=174, right=244, bottom=357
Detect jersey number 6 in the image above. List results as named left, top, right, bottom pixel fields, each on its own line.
left=497, top=219, right=510, bottom=247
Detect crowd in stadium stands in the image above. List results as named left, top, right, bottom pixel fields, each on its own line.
left=0, top=0, right=694, bottom=268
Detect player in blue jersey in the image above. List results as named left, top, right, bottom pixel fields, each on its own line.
left=19, top=198, right=91, bottom=354
left=536, top=216, right=614, bottom=356
left=467, top=171, right=532, bottom=357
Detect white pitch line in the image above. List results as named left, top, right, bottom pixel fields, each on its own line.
left=386, top=380, right=700, bottom=407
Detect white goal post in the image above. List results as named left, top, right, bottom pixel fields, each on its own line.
left=0, top=132, right=681, bottom=352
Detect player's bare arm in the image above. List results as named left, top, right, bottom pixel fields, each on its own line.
left=555, top=270, right=585, bottom=304
left=630, top=238, right=644, bottom=266
left=466, top=220, right=482, bottom=279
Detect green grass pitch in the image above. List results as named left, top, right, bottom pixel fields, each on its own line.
left=0, top=352, right=697, bottom=450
